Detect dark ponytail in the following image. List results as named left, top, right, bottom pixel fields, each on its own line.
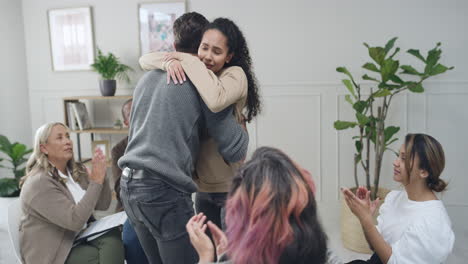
left=404, top=133, right=447, bottom=192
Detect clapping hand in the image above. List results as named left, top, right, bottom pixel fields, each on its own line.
left=342, top=186, right=380, bottom=222
left=207, top=220, right=228, bottom=258
left=88, top=148, right=106, bottom=184
left=186, top=213, right=215, bottom=263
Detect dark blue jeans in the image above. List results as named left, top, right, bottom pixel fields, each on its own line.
left=123, top=219, right=148, bottom=264
left=120, top=171, right=197, bottom=264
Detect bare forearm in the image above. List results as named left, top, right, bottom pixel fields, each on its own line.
left=361, top=217, right=392, bottom=263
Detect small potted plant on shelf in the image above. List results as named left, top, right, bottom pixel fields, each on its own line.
left=334, top=37, right=453, bottom=253
left=91, top=48, right=133, bottom=96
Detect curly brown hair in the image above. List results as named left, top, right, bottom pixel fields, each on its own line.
left=205, top=18, right=261, bottom=122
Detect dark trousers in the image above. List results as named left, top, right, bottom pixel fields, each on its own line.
left=195, top=192, right=227, bottom=231
left=347, top=253, right=383, bottom=264
left=120, top=171, right=197, bottom=264
left=122, top=219, right=148, bottom=264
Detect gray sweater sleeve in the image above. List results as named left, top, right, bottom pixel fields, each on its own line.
left=202, top=102, right=248, bottom=163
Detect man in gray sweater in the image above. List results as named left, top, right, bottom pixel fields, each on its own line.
left=118, top=12, right=248, bottom=264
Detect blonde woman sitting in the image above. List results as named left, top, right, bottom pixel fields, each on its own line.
left=19, top=122, right=124, bottom=264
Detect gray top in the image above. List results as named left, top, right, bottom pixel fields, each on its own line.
left=118, top=69, right=248, bottom=193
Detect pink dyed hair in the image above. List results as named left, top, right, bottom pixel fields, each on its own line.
left=224, top=147, right=318, bottom=264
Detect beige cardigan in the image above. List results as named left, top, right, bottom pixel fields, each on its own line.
left=19, top=169, right=111, bottom=264
left=139, top=52, right=248, bottom=192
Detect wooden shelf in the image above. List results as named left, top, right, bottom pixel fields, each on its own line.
left=63, top=95, right=132, bottom=101
left=63, top=95, right=133, bottom=161
left=70, top=127, right=129, bottom=134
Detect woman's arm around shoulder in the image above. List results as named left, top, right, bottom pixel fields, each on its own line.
left=141, top=52, right=248, bottom=112
left=186, top=64, right=247, bottom=113
left=139, top=52, right=171, bottom=71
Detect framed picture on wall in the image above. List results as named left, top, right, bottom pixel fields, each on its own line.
left=91, top=140, right=110, bottom=161
left=138, top=1, right=186, bottom=55
left=48, top=7, right=95, bottom=71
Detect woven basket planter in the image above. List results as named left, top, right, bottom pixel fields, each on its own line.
left=340, top=187, right=391, bottom=253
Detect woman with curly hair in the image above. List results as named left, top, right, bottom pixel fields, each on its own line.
left=185, top=146, right=328, bottom=264
left=139, top=17, right=261, bottom=231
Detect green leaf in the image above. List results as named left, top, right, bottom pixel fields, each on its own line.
left=345, top=94, right=354, bottom=105
left=386, top=147, right=399, bottom=157
left=368, top=47, right=386, bottom=66
left=368, top=126, right=377, bottom=144
left=408, top=83, right=424, bottom=93
left=0, top=178, right=20, bottom=197
left=14, top=168, right=26, bottom=179
left=362, top=74, right=379, bottom=82
left=424, top=43, right=442, bottom=74
left=0, top=134, right=12, bottom=154
left=362, top=62, right=380, bottom=73
left=11, top=143, right=27, bottom=162
left=337, top=67, right=358, bottom=88
left=389, top=74, right=404, bottom=84
left=400, top=65, right=422, bottom=76
left=378, top=83, right=401, bottom=90
left=355, top=140, right=363, bottom=153
left=355, top=153, right=362, bottom=164
left=353, top=100, right=368, bottom=113
left=407, top=49, right=426, bottom=62
left=384, top=37, right=398, bottom=53
left=334, top=121, right=357, bottom=130
left=429, top=64, right=454, bottom=76
left=381, top=59, right=399, bottom=82
left=384, top=126, right=400, bottom=143
left=385, top=138, right=399, bottom=146
left=356, top=113, right=370, bottom=125
left=373, top=89, right=391, bottom=97
left=389, top=47, right=401, bottom=59
left=342, top=79, right=357, bottom=99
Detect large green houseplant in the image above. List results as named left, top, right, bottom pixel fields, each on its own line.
left=0, top=135, right=33, bottom=197
left=334, top=37, right=453, bottom=200
left=91, top=48, right=133, bottom=96
left=334, top=37, right=453, bottom=253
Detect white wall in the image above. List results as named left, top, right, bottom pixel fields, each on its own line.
left=17, top=0, right=468, bottom=262
left=0, top=0, right=32, bottom=178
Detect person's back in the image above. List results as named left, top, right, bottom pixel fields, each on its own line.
left=118, top=11, right=248, bottom=264
left=119, top=69, right=203, bottom=193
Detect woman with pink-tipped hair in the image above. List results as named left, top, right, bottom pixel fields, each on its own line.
left=186, top=146, right=329, bottom=264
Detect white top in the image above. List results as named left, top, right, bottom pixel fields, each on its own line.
left=57, top=169, right=86, bottom=204
left=376, top=190, right=455, bottom=264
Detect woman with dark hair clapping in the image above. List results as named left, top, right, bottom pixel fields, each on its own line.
left=343, top=133, right=454, bottom=264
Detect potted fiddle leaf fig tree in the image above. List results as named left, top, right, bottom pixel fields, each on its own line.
left=335, top=37, right=453, bottom=253
left=0, top=134, right=32, bottom=197
left=91, top=48, right=133, bottom=96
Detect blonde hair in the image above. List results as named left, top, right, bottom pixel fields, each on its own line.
left=20, top=122, right=85, bottom=187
